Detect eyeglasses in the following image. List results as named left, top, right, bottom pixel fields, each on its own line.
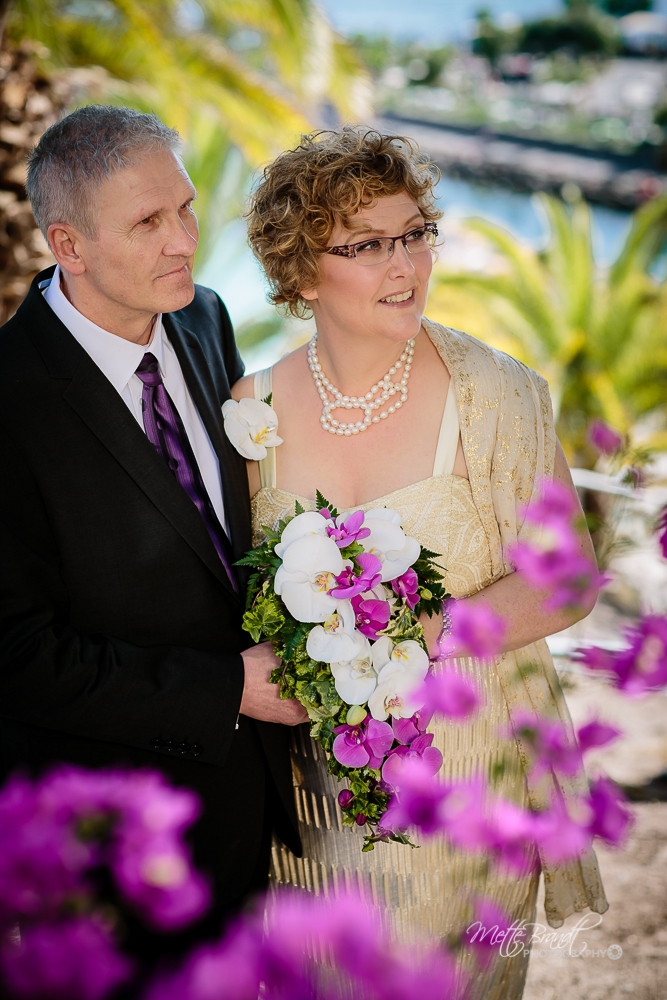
left=325, top=222, right=438, bottom=266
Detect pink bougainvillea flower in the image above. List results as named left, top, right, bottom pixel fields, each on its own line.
left=586, top=776, right=634, bottom=848
left=0, top=917, right=132, bottom=1000
left=391, top=568, right=420, bottom=610
left=486, top=798, right=541, bottom=876
left=462, top=896, right=517, bottom=970
left=437, top=600, right=506, bottom=660
left=351, top=595, right=391, bottom=639
left=329, top=552, right=382, bottom=599
left=656, top=505, right=667, bottom=560
left=532, top=794, right=592, bottom=864
left=576, top=614, right=667, bottom=696
left=392, top=707, right=434, bottom=745
left=419, top=669, right=482, bottom=721
left=521, top=478, right=579, bottom=526
left=332, top=717, right=394, bottom=770
left=510, top=710, right=583, bottom=780
left=576, top=719, right=622, bottom=754
left=381, top=757, right=450, bottom=837
left=587, top=419, right=623, bottom=456
left=381, top=733, right=443, bottom=789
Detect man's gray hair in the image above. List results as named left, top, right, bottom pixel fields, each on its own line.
left=27, top=105, right=182, bottom=241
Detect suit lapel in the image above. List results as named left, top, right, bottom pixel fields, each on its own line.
left=163, top=313, right=252, bottom=566
left=24, top=271, right=240, bottom=600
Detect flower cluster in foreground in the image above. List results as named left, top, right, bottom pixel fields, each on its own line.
left=0, top=768, right=209, bottom=1000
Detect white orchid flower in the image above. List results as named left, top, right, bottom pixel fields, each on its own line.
left=306, top=601, right=364, bottom=664
left=222, top=398, right=283, bottom=461
left=275, top=511, right=330, bottom=560
left=330, top=637, right=378, bottom=704
left=368, top=637, right=430, bottom=720
left=362, top=508, right=421, bottom=582
left=274, top=533, right=344, bottom=622
left=368, top=672, right=425, bottom=721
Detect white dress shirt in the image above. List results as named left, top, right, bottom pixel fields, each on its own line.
left=43, top=265, right=227, bottom=531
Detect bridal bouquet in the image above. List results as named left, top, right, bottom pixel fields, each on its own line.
left=237, top=492, right=448, bottom=850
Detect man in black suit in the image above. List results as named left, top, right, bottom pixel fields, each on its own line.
left=0, top=105, right=305, bottom=953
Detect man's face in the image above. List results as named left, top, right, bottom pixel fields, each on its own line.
left=73, top=148, right=199, bottom=321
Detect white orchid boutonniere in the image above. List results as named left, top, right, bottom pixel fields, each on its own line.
left=222, top=395, right=283, bottom=461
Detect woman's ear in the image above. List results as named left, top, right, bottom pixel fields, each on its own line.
left=300, top=287, right=318, bottom=302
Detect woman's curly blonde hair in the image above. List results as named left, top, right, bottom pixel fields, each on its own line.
left=245, top=127, right=442, bottom=318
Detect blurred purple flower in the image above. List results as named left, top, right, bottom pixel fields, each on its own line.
left=326, top=510, right=371, bottom=548
left=391, top=568, right=420, bottom=610
left=576, top=719, right=622, bottom=754
left=351, top=595, right=391, bottom=639
left=657, top=506, right=667, bottom=560
left=381, top=758, right=450, bottom=837
left=463, top=897, right=516, bottom=970
left=522, top=479, right=579, bottom=526
left=576, top=614, right=667, bottom=696
left=586, top=776, right=634, bottom=848
left=381, top=734, right=443, bottom=789
left=588, top=420, right=623, bottom=456
left=485, top=799, right=541, bottom=876
left=112, top=838, right=210, bottom=931
left=419, top=669, right=482, bottom=721
left=511, top=711, right=583, bottom=780
left=392, top=707, right=434, bottom=745
left=438, top=601, right=506, bottom=659
left=532, top=795, right=592, bottom=864
left=332, top=718, right=394, bottom=769
left=0, top=918, right=131, bottom=1000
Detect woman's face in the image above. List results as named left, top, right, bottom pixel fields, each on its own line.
left=301, top=190, right=433, bottom=346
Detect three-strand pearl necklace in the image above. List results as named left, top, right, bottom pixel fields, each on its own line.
left=307, top=334, right=415, bottom=436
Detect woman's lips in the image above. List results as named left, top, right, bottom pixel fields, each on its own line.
left=378, top=289, right=415, bottom=308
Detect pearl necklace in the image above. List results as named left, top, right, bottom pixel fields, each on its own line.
left=307, top=335, right=415, bottom=436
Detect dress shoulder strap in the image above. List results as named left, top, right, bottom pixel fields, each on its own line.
left=253, top=367, right=277, bottom=489
left=432, top=384, right=460, bottom=478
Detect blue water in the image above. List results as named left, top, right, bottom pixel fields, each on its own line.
left=198, top=175, right=633, bottom=334
left=319, top=0, right=667, bottom=44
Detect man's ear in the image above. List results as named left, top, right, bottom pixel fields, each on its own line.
left=47, top=223, right=87, bottom=276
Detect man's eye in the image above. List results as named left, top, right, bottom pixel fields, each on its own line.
left=139, top=216, right=155, bottom=226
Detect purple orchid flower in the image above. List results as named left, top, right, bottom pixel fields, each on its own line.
left=463, top=897, right=516, bottom=970
left=329, top=552, right=382, bottom=599
left=391, top=568, right=420, bottom=610
left=326, top=509, right=371, bottom=548
left=351, top=594, right=391, bottom=639
left=392, top=707, right=434, bottom=745
left=381, top=733, right=443, bottom=788
left=332, top=717, right=394, bottom=769
left=588, top=419, right=623, bottom=456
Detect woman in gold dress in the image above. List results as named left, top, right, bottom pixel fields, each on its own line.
left=232, top=128, right=608, bottom=999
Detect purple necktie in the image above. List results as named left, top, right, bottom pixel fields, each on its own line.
left=135, top=352, right=238, bottom=592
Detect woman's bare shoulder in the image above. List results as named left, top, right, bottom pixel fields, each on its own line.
left=230, top=373, right=256, bottom=401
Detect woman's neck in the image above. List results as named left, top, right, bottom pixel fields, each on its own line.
left=312, top=327, right=418, bottom=398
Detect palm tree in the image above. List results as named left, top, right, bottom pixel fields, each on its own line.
left=428, top=192, right=667, bottom=466
left=0, top=0, right=368, bottom=321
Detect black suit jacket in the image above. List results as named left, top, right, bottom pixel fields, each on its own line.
left=0, top=267, right=299, bottom=908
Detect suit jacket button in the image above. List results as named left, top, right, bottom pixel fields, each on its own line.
left=176, top=742, right=189, bottom=755
left=162, top=740, right=175, bottom=752
left=149, top=738, right=163, bottom=750
left=189, top=744, right=202, bottom=757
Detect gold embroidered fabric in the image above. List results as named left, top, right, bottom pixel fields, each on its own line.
left=249, top=318, right=608, bottom=997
